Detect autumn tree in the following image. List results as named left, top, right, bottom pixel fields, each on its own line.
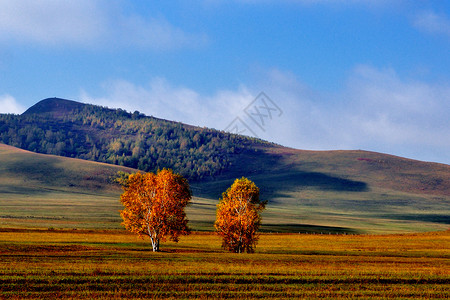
left=119, top=169, right=191, bottom=252
left=215, top=177, right=266, bottom=253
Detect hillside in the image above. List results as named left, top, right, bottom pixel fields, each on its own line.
left=192, top=146, right=450, bottom=233
left=0, top=143, right=136, bottom=229
left=0, top=143, right=133, bottom=194
left=0, top=98, right=449, bottom=233
left=0, top=97, right=266, bottom=181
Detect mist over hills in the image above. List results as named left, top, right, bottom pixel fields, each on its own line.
left=0, top=98, right=449, bottom=233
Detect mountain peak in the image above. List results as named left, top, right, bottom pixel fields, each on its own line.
left=22, top=98, right=86, bottom=116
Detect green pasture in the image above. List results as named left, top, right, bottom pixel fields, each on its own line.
left=0, top=143, right=449, bottom=233
left=1, top=189, right=448, bottom=234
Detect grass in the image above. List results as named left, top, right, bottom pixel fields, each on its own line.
left=1, top=124, right=448, bottom=297
left=0, top=229, right=448, bottom=299
left=1, top=143, right=449, bottom=233
left=191, top=146, right=450, bottom=234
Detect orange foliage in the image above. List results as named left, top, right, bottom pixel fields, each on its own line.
left=215, top=177, right=266, bottom=253
left=119, top=169, right=191, bottom=251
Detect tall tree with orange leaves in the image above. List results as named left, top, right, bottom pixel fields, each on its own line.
left=119, top=169, right=191, bottom=252
left=215, top=177, right=266, bottom=253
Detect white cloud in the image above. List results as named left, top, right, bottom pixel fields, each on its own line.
left=80, top=66, right=450, bottom=164
left=0, top=0, right=105, bottom=46
left=0, top=95, right=25, bottom=114
left=260, top=66, right=450, bottom=163
left=413, top=11, right=450, bottom=38
left=116, top=15, right=207, bottom=50
left=80, top=78, right=253, bottom=130
left=0, top=0, right=206, bottom=49
left=343, top=65, right=449, bottom=147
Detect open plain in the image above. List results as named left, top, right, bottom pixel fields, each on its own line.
left=0, top=229, right=448, bottom=299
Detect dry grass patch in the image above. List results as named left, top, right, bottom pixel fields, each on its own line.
left=0, top=229, right=448, bottom=299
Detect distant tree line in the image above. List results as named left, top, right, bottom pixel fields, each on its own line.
left=0, top=103, right=264, bottom=180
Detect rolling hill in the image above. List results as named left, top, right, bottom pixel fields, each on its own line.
left=0, top=98, right=449, bottom=233
left=0, top=143, right=134, bottom=229
left=1, top=97, right=262, bottom=181
left=192, top=146, right=450, bottom=233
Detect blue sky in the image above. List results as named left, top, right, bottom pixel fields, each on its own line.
left=0, top=0, right=449, bottom=164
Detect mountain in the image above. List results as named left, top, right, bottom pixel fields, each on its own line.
left=1, top=98, right=265, bottom=181
left=0, top=98, right=449, bottom=233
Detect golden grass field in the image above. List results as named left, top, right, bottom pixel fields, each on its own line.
left=1, top=229, right=448, bottom=299
left=1, top=144, right=449, bottom=298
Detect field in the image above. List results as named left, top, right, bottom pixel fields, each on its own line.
left=0, top=144, right=449, bottom=298
left=0, top=229, right=448, bottom=299
left=1, top=143, right=449, bottom=234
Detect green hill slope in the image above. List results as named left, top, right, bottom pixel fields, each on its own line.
left=0, top=143, right=136, bottom=229
left=1, top=97, right=262, bottom=181
left=1, top=143, right=448, bottom=233
left=192, top=145, right=449, bottom=233
left=0, top=98, right=449, bottom=233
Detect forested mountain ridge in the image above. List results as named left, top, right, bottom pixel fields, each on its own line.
left=0, top=98, right=268, bottom=180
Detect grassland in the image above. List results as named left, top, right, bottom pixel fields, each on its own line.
left=1, top=143, right=449, bottom=234
left=1, top=108, right=448, bottom=299
left=194, top=146, right=450, bottom=234
left=0, top=229, right=448, bottom=299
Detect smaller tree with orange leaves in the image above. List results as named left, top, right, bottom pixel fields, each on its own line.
left=119, top=169, right=191, bottom=252
left=215, top=177, right=266, bottom=253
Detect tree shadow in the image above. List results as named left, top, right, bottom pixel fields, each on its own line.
left=260, top=224, right=361, bottom=234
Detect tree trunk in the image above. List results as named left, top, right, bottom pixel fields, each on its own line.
left=148, top=226, right=160, bottom=252
left=151, top=237, right=160, bottom=252
left=237, top=230, right=243, bottom=253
